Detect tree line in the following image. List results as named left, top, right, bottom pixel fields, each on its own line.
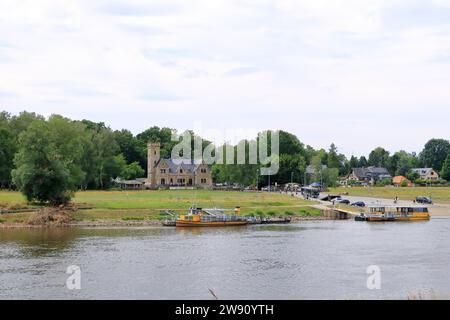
left=0, top=111, right=449, bottom=204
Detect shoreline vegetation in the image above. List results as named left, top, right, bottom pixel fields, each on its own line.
left=0, top=190, right=324, bottom=227
left=1, top=187, right=450, bottom=228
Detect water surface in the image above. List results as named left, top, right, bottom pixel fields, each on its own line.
left=1, top=219, right=450, bottom=299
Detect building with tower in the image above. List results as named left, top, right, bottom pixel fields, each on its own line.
left=146, top=142, right=213, bottom=189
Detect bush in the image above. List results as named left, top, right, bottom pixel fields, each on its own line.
left=284, top=211, right=294, bottom=216
left=255, top=210, right=265, bottom=217
left=121, top=216, right=145, bottom=221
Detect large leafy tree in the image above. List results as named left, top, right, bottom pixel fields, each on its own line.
left=368, top=147, right=390, bottom=167
left=12, top=116, right=86, bottom=205
left=419, top=139, right=450, bottom=171
left=0, top=128, right=15, bottom=188
left=113, top=129, right=144, bottom=166
left=441, top=154, right=450, bottom=181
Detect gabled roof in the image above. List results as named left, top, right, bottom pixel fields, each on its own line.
left=411, top=168, right=435, bottom=176
left=351, top=167, right=391, bottom=179
left=393, top=175, right=410, bottom=184
left=156, top=158, right=207, bottom=174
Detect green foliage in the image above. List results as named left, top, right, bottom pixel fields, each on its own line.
left=121, top=216, right=145, bottom=221
left=406, top=171, right=420, bottom=182
left=11, top=117, right=85, bottom=205
left=375, top=178, right=393, bottom=187
left=0, top=128, right=15, bottom=188
left=120, top=161, right=145, bottom=180
left=255, top=209, right=265, bottom=217
left=420, top=139, right=450, bottom=172
left=1, top=110, right=449, bottom=203
left=440, top=154, right=450, bottom=181
left=368, top=147, right=390, bottom=167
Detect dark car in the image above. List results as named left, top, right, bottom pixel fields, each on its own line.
left=416, top=196, right=432, bottom=204
left=336, top=199, right=350, bottom=205
left=351, top=201, right=366, bottom=207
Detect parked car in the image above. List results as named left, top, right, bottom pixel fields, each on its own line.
left=416, top=196, right=432, bottom=204
left=351, top=201, right=366, bottom=207
left=336, top=199, right=350, bottom=205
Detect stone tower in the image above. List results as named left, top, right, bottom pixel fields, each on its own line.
left=147, top=142, right=161, bottom=185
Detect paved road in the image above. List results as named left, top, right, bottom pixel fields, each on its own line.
left=289, top=191, right=450, bottom=216
left=319, top=193, right=450, bottom=216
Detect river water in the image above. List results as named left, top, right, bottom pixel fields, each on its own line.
left=1, top=218, right=450, bottom=300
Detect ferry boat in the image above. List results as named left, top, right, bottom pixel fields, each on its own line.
left=175, top=207, right=248, bottom=227
left=355, top=205, right=430, bottom=222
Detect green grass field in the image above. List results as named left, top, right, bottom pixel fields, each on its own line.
left=0, top=190, right=316, bottom=223
left=329, top=187, right=450, bottom=202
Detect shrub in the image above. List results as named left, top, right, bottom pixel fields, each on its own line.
left=121, top=216, right=145, bottom=221
left=284, top=211, right=294, bottom=216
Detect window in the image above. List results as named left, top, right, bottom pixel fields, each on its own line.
left=161, top=179, right=166, bottom=185
left=201, top=168, right=207, bottom=173
left=201, top=178, right=207, bottom=184
left=180, top=169, right=183, bottom=173
left=160, top=169, right=166, bottom=174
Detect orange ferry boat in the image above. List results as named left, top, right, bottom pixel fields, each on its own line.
left=175, top=207, right=248, bottom=227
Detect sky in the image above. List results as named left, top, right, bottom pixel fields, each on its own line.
left=1, top=0, right=449, bottom=157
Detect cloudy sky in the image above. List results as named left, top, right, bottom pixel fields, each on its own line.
left=1, top=0, right=449, bottom=156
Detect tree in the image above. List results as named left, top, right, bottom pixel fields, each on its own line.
left=90, top=128, right=121, bottom=189
left=120, top=161, right=145, bottom=180
left=322, top=168, right=339, bottom=187
left=349, top=155, right=359, bottom=168
left=406, top=171, right=420, bottom=183
left=113, top=129, right=143, bottom=165
left=441, top=154, right=450, bottom=181
left=327, top=143, right=340, bottom=169
left=0, top=128, right=15, bottom=188
left=368, top=147, right=390, bottom=167
left=358, top=156, right=368, bottom=167
left=420, top=139, right=450, bottom=171
left=12, top=118, right=85, bottom=205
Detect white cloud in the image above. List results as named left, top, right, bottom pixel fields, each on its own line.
left=0, top=0, right=449, bottom=156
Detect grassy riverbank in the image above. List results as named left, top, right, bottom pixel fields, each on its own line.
left=0, top=190, right=320, bottom=225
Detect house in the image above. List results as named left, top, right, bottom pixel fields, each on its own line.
left=146, top=143, right=213, bottom=189
left=347, top=167, right=391, bottom=184
left=411, top=168, right=439, bottom=181
left=116, top=179, right=145, bottom=190
left=393, top=175, right=413, bottom=187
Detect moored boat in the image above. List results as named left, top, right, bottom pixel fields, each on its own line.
left=175, top=207, right=248, bottom=227
left=355, top=205, right=430, bottom=222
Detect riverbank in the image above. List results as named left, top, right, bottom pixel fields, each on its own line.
left=0, top=190, right=325, bottom=227
left=0, top=208, right=330, bottom=229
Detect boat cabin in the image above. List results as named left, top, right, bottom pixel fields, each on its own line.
left=369, top=206, right=429, bottom=214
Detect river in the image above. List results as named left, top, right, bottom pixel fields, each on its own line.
left=1, top=218, right=450, bottom=299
